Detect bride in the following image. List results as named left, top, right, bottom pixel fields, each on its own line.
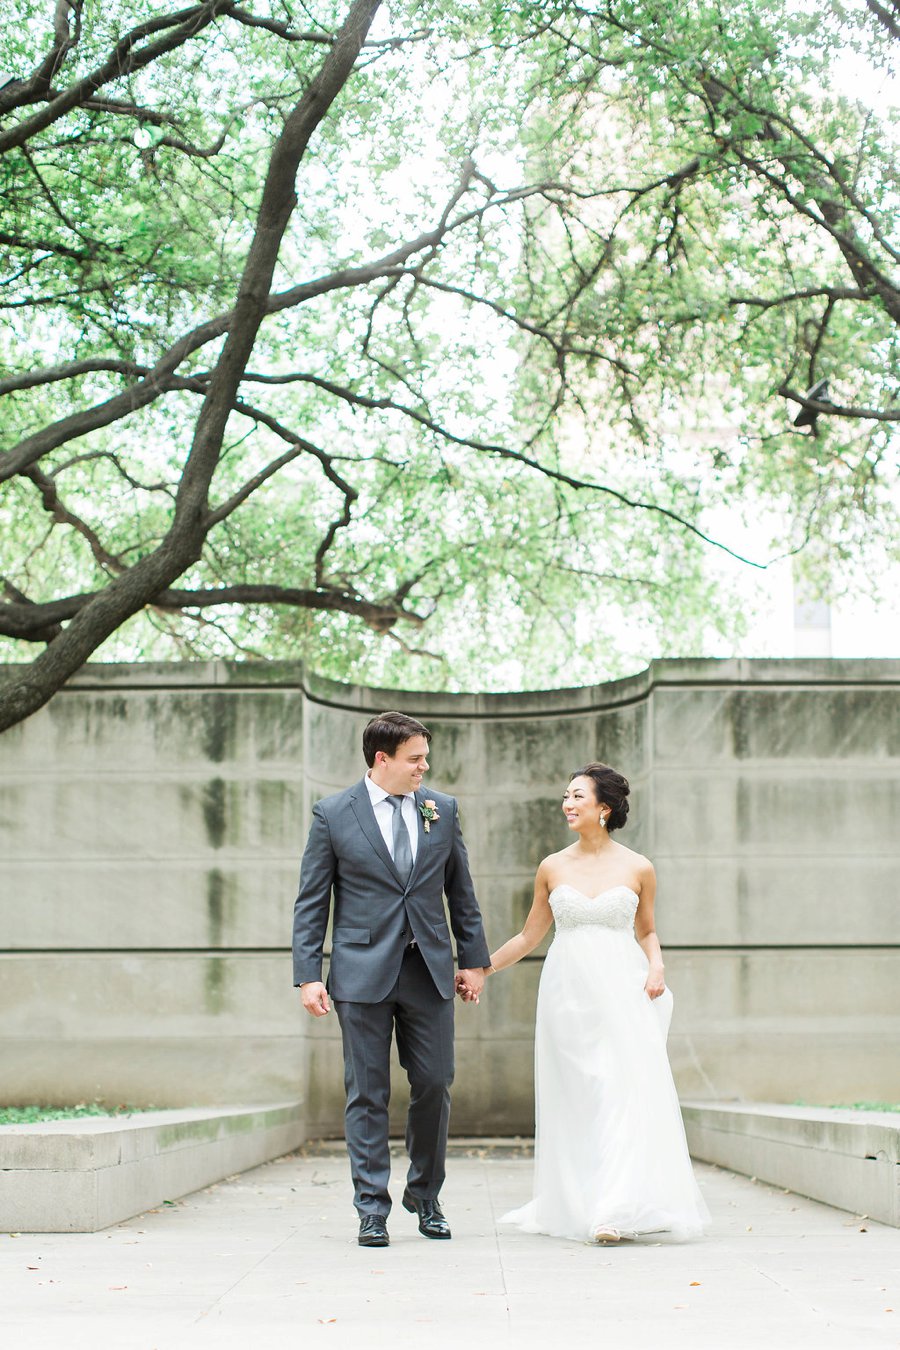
left=482, top=762, right=709, bottom=1243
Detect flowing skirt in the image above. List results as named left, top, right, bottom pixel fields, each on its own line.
left=502, top=927, right=710, bottom=1242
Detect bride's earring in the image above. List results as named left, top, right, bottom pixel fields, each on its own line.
left=599, top=814, right=607, bottom=829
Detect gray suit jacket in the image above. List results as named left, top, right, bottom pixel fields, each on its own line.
left=292, top=780, right=490, bottom=1002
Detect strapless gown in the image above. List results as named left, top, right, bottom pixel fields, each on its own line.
left=501, top=884, right=710, bottom=1242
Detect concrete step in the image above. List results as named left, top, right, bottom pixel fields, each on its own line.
left=0, top=1101, right=304, bottom=1232
left=683, top=1100, right=899, bottom=1226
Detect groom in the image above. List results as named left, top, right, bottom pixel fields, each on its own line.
left=292, top=711, right=491, bottom=1247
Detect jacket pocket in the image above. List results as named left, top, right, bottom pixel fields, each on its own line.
left=332, top=927, right=371, bottom=945
left=432, top=920, right=450, bottom=941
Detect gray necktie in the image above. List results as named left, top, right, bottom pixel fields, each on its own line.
left=387, top=795, right=413, bottom=881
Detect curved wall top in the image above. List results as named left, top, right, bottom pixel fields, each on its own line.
left=11, top=652, right=896, bottom=703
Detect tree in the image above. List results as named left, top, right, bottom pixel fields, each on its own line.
left=1, top=0, right=897, bottom=730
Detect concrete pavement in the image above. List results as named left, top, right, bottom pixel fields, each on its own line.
left=3, top=1141, right=898, bottom=1350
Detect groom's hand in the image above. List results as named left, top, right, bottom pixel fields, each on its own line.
left=299, top=981, right=331, bottom=1017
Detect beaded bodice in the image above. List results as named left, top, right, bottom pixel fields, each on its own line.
left=548, top=884, right=639, bottom=932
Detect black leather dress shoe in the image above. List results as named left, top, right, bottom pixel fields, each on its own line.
left=358, top=1214, right=390, bottom=1247
left=402, top=1188, right=452, bottom=1239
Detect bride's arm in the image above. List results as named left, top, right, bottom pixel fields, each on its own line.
left=634, top=862, right=666, bottom=999
left=487, top=864, right=554, bottom=974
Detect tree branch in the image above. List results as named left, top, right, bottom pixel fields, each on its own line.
left=728, top=286, right=868, bottom=312
left=0, top=228, right=94, bottom=264
left=729, top=145, right=900, bottom=326
left=866, top=0, right=900, bottom=41
left=30, top=0, right=83, bottom=94
left=216, top=5, right=336, bottom=44
left=0, top=358, right=145, bottom=396
left=211, top=401, right=360, bottom=585
left=0, top=2, right=233, bottom=152
left=780, top=385, right=900, bottom=423
left=701, top=75, right=900, bottom=269
left=0, top=581, right=421, bottom=642
left=400, top=270, right=636, bottom=377
left=21, top=465, right=127, bottom=573
left=227, top=370, right=771, bottom=566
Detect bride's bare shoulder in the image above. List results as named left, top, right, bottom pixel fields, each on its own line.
left=612, top=840, right=655, bottom=882
left=537, top=845, right=577, bottom=887
left=543, top=844, right=576, bottom=863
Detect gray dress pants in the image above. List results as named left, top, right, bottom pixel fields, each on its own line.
left=333, top=944, right=455, bottom=1217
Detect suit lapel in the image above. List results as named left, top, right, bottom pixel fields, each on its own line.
left=406, top=788, right=431, bottom=888
left=348, top=779, right=404, bottom=887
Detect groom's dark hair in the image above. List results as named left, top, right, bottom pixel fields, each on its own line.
left=363, top=711, right=432, bottom=766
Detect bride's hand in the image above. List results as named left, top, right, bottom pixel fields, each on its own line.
left=644, top=966, right=666, bottom=1000
left=455, top=971, right=481, bottom=1003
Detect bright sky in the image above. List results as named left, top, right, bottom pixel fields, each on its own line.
left=701, top=516, right=900, bottom=661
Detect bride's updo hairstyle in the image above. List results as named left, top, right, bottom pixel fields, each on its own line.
left=571, top=763, right=630, bottom=833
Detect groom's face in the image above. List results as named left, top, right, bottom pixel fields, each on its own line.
left=374, top=734, right=430, bottom=795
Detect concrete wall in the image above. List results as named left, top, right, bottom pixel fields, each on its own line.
left=1, top=658, right=898, bottom=1133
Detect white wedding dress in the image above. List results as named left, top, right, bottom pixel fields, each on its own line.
left=501, top=885, right=710, bottom=1242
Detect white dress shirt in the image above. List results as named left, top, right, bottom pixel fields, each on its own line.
left=365, top=772, right=419, bottom=864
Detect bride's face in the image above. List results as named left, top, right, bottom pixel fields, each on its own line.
left=562, top=776, right=606, bottom=831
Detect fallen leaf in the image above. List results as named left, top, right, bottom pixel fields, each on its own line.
left=689, top=1281, right=701, bottom=1286
left=317, top=1318, right=337, bottom=1324
left=108, top=1286, right=128, bottom=1291
left=27, top=1266, right=39, bottom=1270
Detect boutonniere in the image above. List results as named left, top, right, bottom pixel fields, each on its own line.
left=418, top=799, right=440, bottom=833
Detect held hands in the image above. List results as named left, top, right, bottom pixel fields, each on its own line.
left=455, top=967, right=488, bottom=1004
left=644, top=966, right=666, bottom=1000
left=299, top=981, right=331, bottom=1017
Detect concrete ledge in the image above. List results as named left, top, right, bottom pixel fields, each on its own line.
left=0, top=1101, right=304, bottom=1233
left=683, top=1101, right=900, bottom=1227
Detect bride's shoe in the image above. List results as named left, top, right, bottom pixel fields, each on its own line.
left=590, top=1226, right=637, bottom=1243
